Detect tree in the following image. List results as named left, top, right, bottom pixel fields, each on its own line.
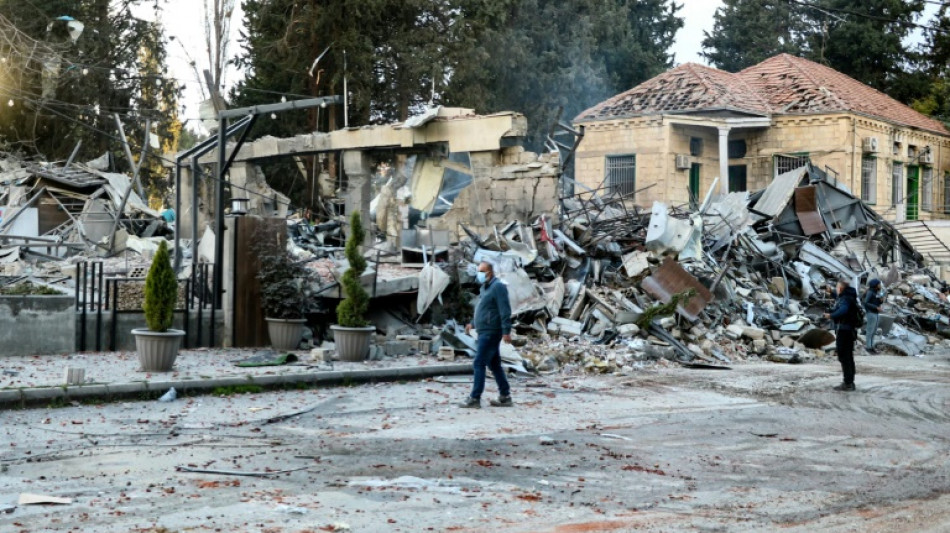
left=0, top=0, right=180, bottom=200
left=232, top=0, right=683, bottom=152
left=445, top=0, right=683, bottom=149
left=701, top=0, right=926, bottom=103
left=911, top=6, right=950, bottom=127
left=701, top=0, right=805, bottom=72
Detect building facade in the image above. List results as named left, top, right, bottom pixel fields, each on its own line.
left=574, top=54, right=950, bottom=222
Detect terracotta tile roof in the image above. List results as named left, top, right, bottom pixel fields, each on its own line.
left=738, top=54, right=948, bottom=135
left=576, top=54, right=949, bottom=136
left=574, top=63, right=772, bottom=123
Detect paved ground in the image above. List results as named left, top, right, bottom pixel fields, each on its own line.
left=1, top=351, right=948, bottom=532
left=0, top=348, right=439, bottom=390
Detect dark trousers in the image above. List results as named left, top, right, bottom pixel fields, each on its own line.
left=470, top=330, right=510, bottom=400
left=836, top=328, right=856, bottom=385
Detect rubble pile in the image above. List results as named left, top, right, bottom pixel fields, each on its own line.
left=0, top=153, right=178, bottom=296
left=441, top=163, right=950, bottom=374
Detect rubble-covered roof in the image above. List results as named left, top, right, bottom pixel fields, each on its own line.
left=576, top=54, right=949, bottom=135
left=574, top=63, right=773, bottom=122
left=739, top=54, right=949, bottom=135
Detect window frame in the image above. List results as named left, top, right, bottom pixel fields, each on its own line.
left=604, top=154, right=637, bottom=199
left=860, top=156, right=877, bottom=204
left=921, top=166, right=933, bottom=212
left=892, top=161, right=903, bottom=206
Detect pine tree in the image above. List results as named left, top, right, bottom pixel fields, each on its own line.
left=701, top=0, right=805, bottom=72
left=701, top=0, right=926, bottom=103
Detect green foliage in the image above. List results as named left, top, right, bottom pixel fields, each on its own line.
left=445, top=0, right=683, bottom=150
left=701, top=0, right=927, bottom=103
left=0, top=283, right=61, bottom=295
left=232, top=0, right=682, bottom=151
left=143, top=240, right=177, bottom=332
left=213, top=384, right=264, bottom=396
left=254, top=221, right=313, bottom=320
left=336, top=211, right=370, bottom=327
left=635, top=289, right=697, bottom=331
left=0, top=0, right=180, bottom=195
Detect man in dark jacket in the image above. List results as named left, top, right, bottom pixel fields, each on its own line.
left=460, top=261, right=513, bottom=408
left=863, top=278, right=884, bottom=353
left=825, top=278, right=859, bottom=391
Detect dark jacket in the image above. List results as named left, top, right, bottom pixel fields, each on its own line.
left=830, top=286, right=859, bottom=330
left=864, top=288, right=883, bottom=314
left=474, top=277, right=512, bottom=335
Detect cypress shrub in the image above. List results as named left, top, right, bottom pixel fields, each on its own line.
left=336, top=211, right=369, bottom=327
left=143, top=240, right=177, bottom=332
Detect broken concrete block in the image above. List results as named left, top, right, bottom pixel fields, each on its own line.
left=770, top=330, right=781, bottom=341
left=310, top=348, right=331, bottom=362
left=740, top=326, right=766, bottom=340
left=385, top=341, right=412, bottom=357
left=752, top=339, right=767, bottom=354
left=659, top=317, right=676, bottom=330
left=617, top=324, right=640, bottom=337
left=780, top=336, right=795, bottom=348
left=550, top=317, right=583, bottom=336
left=437, top=347, right=455, bottom=361
left=725, top=324, right=744, bottom=340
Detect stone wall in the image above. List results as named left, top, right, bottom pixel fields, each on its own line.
left=426, top=148, right=560, bottom=242
left=574, top=113, right=950, bottom=222
left=0, top=295, right=75, bottom=356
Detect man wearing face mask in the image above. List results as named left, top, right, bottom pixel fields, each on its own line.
left=460, top=261, right=513, bottom=408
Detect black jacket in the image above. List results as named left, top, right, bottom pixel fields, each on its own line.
left=830, top=286, right=859, bottom=330
left=864, top=288, right=883, bottom=314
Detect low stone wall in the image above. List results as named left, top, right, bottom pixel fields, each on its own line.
left=0, top=295, right=76, bottom=356
left=76, top=311, right=224, bottom=352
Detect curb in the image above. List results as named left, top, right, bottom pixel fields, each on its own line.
left=0, top=363, right=473, bottom=409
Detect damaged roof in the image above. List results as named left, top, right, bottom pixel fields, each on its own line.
left=575, top=63, right=772, bottom=122
left=739, top=54, right=949, bottom=135
left=576, top=54, right=949, bottom=136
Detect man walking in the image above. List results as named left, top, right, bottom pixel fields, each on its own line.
left=863, top=278, right=884, bottom=353
left=461, top=261, right=513, bottom=408
left=825, top=278, right=860, bottom=391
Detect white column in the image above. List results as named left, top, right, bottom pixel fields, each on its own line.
left=718, top=126, right=731, bottom=195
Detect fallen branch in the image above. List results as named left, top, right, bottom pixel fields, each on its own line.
left=175, top=465, right=309, bottom=477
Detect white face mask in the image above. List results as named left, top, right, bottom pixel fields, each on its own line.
left=476, top=271, right=488, bottom=284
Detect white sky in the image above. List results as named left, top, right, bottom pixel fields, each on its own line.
left=671, top=0, right=723, bottom=65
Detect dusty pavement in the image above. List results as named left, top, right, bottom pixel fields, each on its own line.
left=1, top=352, right=949, bottom=533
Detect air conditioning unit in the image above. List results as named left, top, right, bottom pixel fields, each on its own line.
left=862, top=137, right=879, bottom=153
left=921, top=149, right=934, bottom=164
left=674, top=154, right=691, bottom=170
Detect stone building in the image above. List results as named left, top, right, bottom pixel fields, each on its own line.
left=573, top=54, right=950, bottom=222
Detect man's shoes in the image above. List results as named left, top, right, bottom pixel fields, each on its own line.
left=489, top=395, right=513, bottom=407
left=833, top=383, right=856, bottom=392
left=459, top=397, right=481, bottom=408
left=866, top=346, right=877, bottom=354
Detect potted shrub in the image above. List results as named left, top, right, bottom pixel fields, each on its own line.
left=255, top=222, right=312, bottom=350
left=132, top=240, right=185, bottom=371
left=330, top=211, right=375, bottom=361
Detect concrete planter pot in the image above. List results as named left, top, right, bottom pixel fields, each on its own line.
left=132, top=328, right=185, bottom=372
left=266, top=318, right=307, bottom=351
left=331, top=325, right=375, bottom=362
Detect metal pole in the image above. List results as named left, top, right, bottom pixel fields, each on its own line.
left=95, top=263, right=103, bottom=352
left=213, top=114, right=227, bottom=347
left=110, top=280, right=119, bottom=351
left=79, top=262, right=87, bottom=352
left=114, top=114, right=147, bottom=198
left=191, top=159, right=201, bottom=269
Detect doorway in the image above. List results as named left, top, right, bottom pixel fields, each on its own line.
left=907, top=165, right=920, bottom=221
left=689, top=163, right=701, bottom=208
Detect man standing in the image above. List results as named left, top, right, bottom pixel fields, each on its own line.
left=864, top=278, right=884, bottom=354
left=825, top=278, right=859, bottom=391
left=460, top=261, right=513, bottom=408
